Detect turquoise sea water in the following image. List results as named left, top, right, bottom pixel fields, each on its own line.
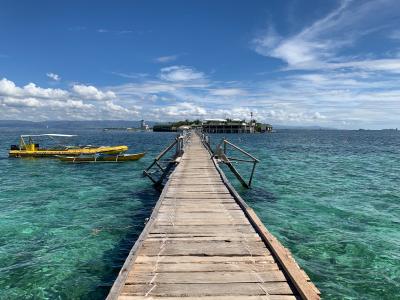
left=0, top=127, right=399, bottom=299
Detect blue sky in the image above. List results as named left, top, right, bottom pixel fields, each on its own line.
left=1, top=0, right=400, bottom=128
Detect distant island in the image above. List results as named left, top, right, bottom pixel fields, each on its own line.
left=3, top=119, right=376, bottom=131
left=152, top=118, right=273, bottom=133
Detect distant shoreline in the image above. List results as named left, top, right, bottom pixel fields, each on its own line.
left=0, top=120, right=398, bottom=131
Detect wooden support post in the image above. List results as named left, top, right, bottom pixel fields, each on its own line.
left=221, top=153, right=249, bottom=188
left=155, top=160, right=165, bottom=172
left=223, top=139, right=227, bottom=155
left=248, top=161, right=258, bottom=187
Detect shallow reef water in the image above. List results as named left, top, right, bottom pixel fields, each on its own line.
left=0, top=127, right=399, bottom=299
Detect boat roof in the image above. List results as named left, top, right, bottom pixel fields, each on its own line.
left=21, top=134, right=77, bottom=138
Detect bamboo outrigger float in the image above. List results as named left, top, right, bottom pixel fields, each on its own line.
left=58, top=152, right=145, bottom=163
left=9, top=134, right=128, bottom=158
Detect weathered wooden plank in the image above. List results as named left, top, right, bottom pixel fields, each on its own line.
left=119, top=296, right=299, bottom=300
left=167, top=186, right=228, bottom=190
left=131, top=262, right=279, bottom=273
left=142, top=239, right=267, bottom=248
left=158, top=208, right=239, bottom=213
left=155, top=217, right=248, bottom=223
left=134, top=255, right=276, bottom=264
left=138, top=242, right=269, bottom=257
left=126, top=271, right=287, bottom=284
left=147, top=234, right=261, bottom=240
left=121, top=282, right=294, bottom=296
left=165, top=192, right=231, bottom=195
left=171, top=176, right=222, bottom=179
left=145, top=238, right=263, bottom=243
left=150, top=224, right=256, bottom=234
left=169, top=181, right=225, bottom=184
left=163, top=194, right=234, bottom=199
left=159, top=204, right=240, bottom=209
left=157, top=211, right=245, bottom=216
left=155, top=220, right=249, bottom=226
left=156, top=215, right=247, bottom=220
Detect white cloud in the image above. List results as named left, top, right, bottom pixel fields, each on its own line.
left=0, top=78, right=20, bottom=97
left=155, top=55, right=178, bottom=63
left=97, top=28, right=133, bottom=34
left=72, top=84, right=116, bottom=101
left=0, top=78, right=126, bottom=120
left=2, top=51, right=400, bottom=128
left=48, top=99, right=94, bottom=109
left=24, top=83, right=69, bottom=99
left=111, top=72, right=148, bottom=79
left=253, top=0, right=400, bottom=72
left=388, top=29, right=400, bottom=40
left=0, top=78, right=68, bottom=99
left=160, top=66, right=205, bottom=82
left=253, top=0, right=349, bottom=68
left=46, top=72, right=61, bottom=81
left=2, top=97, right=41, bottom=107
left=210, top=88, right=245, bottom=96
left=104, top=101, right=129, bottom=112
left=152, top=102, right=207, bottom=118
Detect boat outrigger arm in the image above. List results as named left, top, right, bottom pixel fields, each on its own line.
left=9, top=134, right=128, bottom=158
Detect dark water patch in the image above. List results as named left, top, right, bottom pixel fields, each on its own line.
left=86, top=187, right=160, bottom=299
left=240, top=186, right=277, bottom=204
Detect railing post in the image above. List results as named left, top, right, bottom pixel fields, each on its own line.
left=248, top=161, right=257, bottom=187
left=214, top=137, right=259, bottom=189
left=223, top=140, right=227, bottom=155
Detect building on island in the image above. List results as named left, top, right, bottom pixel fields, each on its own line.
left=259, top=123, right=273, bottom=133
left=202, top=119, right=254, bottom=133
left=201, top=119, right=273, bottom=133
left=152, top=117, right=273, bottom=133
left=140, top=120, right=149, bottom=131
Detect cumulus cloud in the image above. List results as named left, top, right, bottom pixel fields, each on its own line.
left=0, top=78, right=69, bottom=99
left=104, top=101, right=129, bottom=112
left=160, top=66, right=205, bottom=82
left=2, top=50, right=400, bottom=128
left=0, top=78, right=125, bottom=120
left=2, top=97, right=41, bottom=108
left=72, top=84, right=116, bottom=101
left=46, top=72, right=61, bottom=81
left=0, top=78, right=20, bottom=97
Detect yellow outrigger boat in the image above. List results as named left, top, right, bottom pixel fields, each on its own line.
left=9, top=134, right=128, bottom=158
left=58, top=152, right=145, bottom=163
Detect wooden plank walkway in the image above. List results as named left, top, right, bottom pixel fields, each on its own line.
left=107, top=134, right=320, bottom=300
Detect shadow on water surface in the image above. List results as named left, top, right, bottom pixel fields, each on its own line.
left=78, top=187, right=159, bottom=300
left=240, top=186, right=277, bottom=205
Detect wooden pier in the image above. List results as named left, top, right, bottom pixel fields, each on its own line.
left=107, top=133, right=320, bottom=300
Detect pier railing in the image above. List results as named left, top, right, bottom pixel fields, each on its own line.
left=143, top=131, right=190, bottom=188
left=200, top=132, right=259, bottom=188
left=200, top=132, right=213, bottom=154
